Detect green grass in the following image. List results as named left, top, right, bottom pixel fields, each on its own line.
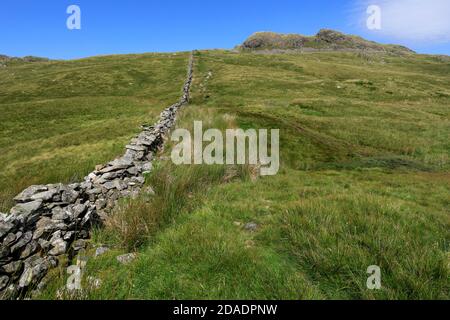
left=6, top=49, right=449, bottom=300
left=0, top=52, right=190, bottom=211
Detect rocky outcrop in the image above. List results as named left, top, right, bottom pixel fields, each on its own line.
left=0, top=52, right=194, bottom=299
left=239, top=29, right=415, bottom=54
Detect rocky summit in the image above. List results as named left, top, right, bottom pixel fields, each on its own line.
left=239, top=29, right=414, bottom=54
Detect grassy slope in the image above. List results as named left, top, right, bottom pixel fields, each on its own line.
left=0, top=53, right=190, bottom=211
left=32, top=50, right=450, bottom=299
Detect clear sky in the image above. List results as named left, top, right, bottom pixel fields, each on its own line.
left=1, top=0, right=449, bottom=59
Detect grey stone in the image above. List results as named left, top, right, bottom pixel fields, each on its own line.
left=87, top=172, right=98, bottom=181
left=51, top=207, right=70, bottom=221
left=61, top=188, right=79, bottom=204
left=0, top=213, right=7, bottom=221
left=134, top=138, right=153, bottom=147
left=102, top=181, right=117, bottom=190
left=71, top=203, right=87, bottom=219
left=86, top=187, right=101, bottom=195
left=130, top=176, right=145, bottom=185
left=126, top=145, right=146, bottom=152
left=0, top=275, right=9, bottom=291
left=0, top=221, right=15, bottom=239
left=100, top=158, right=133, bottom=173
left=48, top=238, right=67, bottom=256
left=63, top=231, right=74, bottom=241
left=141, top=162, right=152, bottom=172
left=95, top=246, right=109, bottom=257
left=95, top=199, right=107, bottom=211
left=113, top=179, right=128, bottom=191
left=0, top=245, right=11, bottom=261
left=38, top=238, right=50, bottom=251
left=30, top=189, right=58, bottom=201
left=2, top=232, right=18, bottom=247
left=78, top=230, right=89, bottom=239
left=20, top=240, right=39, bottom=259
left=126, top=166, right=139, bottom=175
left=19, top=256, right=57, bottom=288
left=49, top=230, right=62, bottom=242
left=80, top=181, right=93, bottom=191
left=97, top=172, right=119, bottom=184
left=10, top=200, right=43, bottom=218
left=0, top=284, right=18, bottom=299
left=80, top=210, right=97, bottom=228
left=13, top=185, right=47, bottom=203
left=116, top=253, right=137, bottom=265
left=11, top=231, right=32, bottom=254
left=68, top=183, right=80, bottom=190
left=123, top=149, right=138, bottom=160
left=33, top=217, right=57, bottom=239
left=244, top=222, right=258, bottom=231
left=0, top=261, right=23, bottom=275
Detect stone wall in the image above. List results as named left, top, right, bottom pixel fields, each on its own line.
left=0, top=53, right=194, bottom=299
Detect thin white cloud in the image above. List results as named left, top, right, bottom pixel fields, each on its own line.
left=355, top=0, right=450, bottom=43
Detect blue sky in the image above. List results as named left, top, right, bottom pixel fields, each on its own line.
left=1, top=0, right=449, bottom=59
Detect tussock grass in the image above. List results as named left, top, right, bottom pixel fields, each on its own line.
left=100, top=162, right=241, bottom=250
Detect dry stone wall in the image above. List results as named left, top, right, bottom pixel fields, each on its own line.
left=0, top=53, right=194, bottom=299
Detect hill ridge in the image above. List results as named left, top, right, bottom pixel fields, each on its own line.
left=239, top=29, right=415, bottom=54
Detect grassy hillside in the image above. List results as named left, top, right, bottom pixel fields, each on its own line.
left=33, top=49, right=450, bottom=300
left=0, top=52, right=190, bottom=211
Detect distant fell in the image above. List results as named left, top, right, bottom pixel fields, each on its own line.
left=239, top=29, right=415, bottom=54
left=0, top=54, right=50, bottom=67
